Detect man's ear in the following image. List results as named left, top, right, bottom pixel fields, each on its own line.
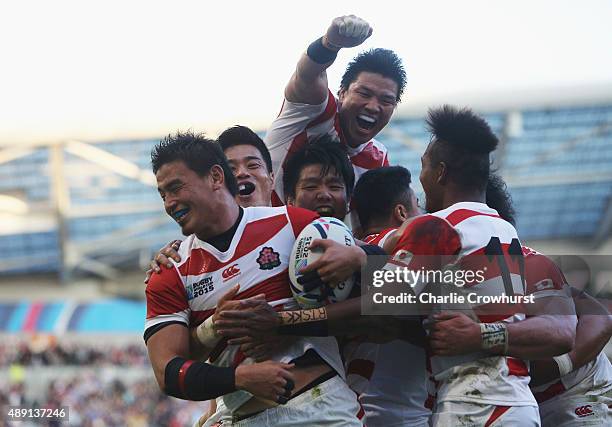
left=338, top=88, right=346, bottom=103
left=393, top=203, right=409, bottom=223
left=286, top=195, right=295, bottom=206
left=436, top=162, right=448, bottom=185
left=209, top=165, right=225, bottom=190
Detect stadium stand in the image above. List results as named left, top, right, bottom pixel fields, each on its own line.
left=380, top=104, right=612, bottom=245
left=0, top=104, right=610, bottom=278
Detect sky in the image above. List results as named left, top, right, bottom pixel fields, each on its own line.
left=1, top=0, right=611, bottom=144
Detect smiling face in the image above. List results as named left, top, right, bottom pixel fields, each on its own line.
left=338, top=71, right=398, bottom=148
left=288, top=164, right=349, bottom=219
left=225, top=144, right=274, bottom=207
left=156, top=160, right=216, bottom=237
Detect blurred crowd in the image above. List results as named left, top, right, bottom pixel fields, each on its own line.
left=0, top=338, right=148, bottom=367
left=0, top=338, right=207, bottom=426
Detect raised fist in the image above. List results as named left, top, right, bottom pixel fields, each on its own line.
left=325, top=15, right=372, bottom=49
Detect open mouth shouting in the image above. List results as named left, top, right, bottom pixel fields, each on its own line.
left=356, top=114, right=377, bottom=132
left=238, top=182, right=256, bottom=197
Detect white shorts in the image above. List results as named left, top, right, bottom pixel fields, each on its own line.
left=432, top=401, right=540, bottom=426
left=538, top=390, right=612, bottom=427
left=204, top=375, right=363, bottom=426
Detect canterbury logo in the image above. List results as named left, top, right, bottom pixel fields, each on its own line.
left=222, top=264, right=241, bottom=281
left=574, top=405, right=593, bottom=417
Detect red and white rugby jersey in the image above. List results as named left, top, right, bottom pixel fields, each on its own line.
left=533, top=352, right=612, bottom=406
left=145, top=206, right=346, bottom=411
left=362, top=227, right=397, bottom=247
left=523, top=246, right=570, bottom=299
left=265, top=90, right=390, bottom=207
left=344, top=228, right=431, bottom=426
left=344, top=229, right=397, bottom=397
left=523, top=248, right=612, bottom=404
left=389, top=202, right=537, bottom=407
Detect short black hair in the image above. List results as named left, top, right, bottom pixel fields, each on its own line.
left=151, top=130, right=238, bottom=196
left=340, top=48, right=407, bottom=102
left=353, top=166, right=413, bottom=229
left=486, top=172, right=516, bottom=225
left=426, top=105, right=498, bottom=192
left=282, top=135, right=355, bottom=200
left=218, top=125, right=273, bottom=173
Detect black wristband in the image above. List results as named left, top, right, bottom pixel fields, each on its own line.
left=164, top=356, right=236, bottom=401
left=307, top=37, right=339, bottom=64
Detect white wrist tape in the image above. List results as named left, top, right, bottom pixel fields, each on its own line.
left=480, top=322, right=508, bottom=354
left=196, top=316, right=219, bottom=348
left=553, top=353, right=574, bottom=376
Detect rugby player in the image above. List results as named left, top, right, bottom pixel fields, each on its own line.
left=433, top=173, right=612, bottom=426
left=385, top=106, right=576, bottom=425
left=145, top=131, right=365, bottom=425
left=348, top=166, right=431, bottom=426
left=265, top=14, right=406, bottom=215
left=145, top=125, right=274, bottom=280
left=219, top=125, right=274, bottom=208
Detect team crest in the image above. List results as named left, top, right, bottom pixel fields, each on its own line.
left=257, top=247, right=281, bottom=270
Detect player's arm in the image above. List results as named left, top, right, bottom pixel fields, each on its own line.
left=428, top=304, right=577, bottom=360
left=568, top=290, right=612, bottom=368
left=297, top=240, right=389, bottom=290
left=214, top=295, right=360, bottom=341
left=146, top=324, right=295, bottom=402
left=215, top=295, right=402, bottom=344
left=145, top=272, right=296, bottom=402
left=187, top=285, right=247, bottom=359
left=530, top=289, right=612, bottom=385
left=285, top=15, right=372, bottom=104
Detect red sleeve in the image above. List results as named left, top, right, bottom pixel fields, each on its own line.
left=525, top=254, right=567, bottom=295
left=392, top=215, right=461, bottom=269
left=145, top=266, right=189, bottom=320
left=286, top=205, right=320, bottom=237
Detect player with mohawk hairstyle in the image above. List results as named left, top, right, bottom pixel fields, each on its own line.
left=384, top=106, right=576, bottom=426
left=430, top=172, right=612, bottom=427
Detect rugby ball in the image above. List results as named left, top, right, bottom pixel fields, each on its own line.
left=289, top=217, right=356, bottom=308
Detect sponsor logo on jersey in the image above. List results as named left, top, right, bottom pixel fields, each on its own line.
left=222, top=264, right=241, bottom=281
left=257, top=247, right=281, bottom=270
left=187, top=276, right=214, bottom=300
left=574, top=405, right=594, bottom=418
